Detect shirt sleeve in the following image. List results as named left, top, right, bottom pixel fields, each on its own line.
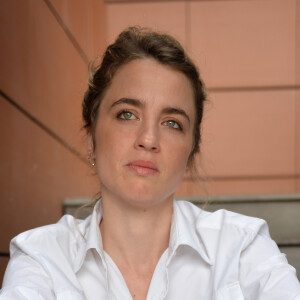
left=239, top=224, right=300, bottom=300
left=0, top=249, right=55, bottom=300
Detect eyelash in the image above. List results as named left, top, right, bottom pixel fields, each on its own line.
left=116, top=110, right=183, bottom=131
left=164, top=120, right=183, bottom=131
left=116, top=110, right=136, bottom=120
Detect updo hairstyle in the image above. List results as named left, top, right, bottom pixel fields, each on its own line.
left=82, top=26, right=206, bottom=167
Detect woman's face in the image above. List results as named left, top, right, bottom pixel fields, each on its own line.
left=92, top=58, right=195, bottom=208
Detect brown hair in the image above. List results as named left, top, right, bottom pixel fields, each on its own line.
left=82, top=26, right=206, bottom=167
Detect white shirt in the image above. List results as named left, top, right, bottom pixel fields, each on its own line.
left=1, top=200, right=300, bottom=300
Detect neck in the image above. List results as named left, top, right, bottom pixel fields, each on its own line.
left=99, top=193, right=173, bottom=273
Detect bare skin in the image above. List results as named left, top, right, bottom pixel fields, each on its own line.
left=100, top=196, right=172, bottom=300
left=91, top=59, right=195, bottom=299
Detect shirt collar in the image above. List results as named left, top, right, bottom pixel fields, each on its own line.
left=168, top=200, right=213, bottom=266
left=74, top=199, right=213, bottom=272
left=74, top=200, right=105, bottom=272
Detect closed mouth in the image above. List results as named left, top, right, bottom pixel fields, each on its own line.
left=126, top=160, right=159, bottom=176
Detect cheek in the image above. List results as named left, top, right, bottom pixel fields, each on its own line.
left=164, top=138, right=193, bottom=171
left=95, top=129, right=118, bottom=158
left=94, top=124, right=133, bottom=168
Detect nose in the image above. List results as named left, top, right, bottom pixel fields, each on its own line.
left=134, top=122, right=160, bottom=152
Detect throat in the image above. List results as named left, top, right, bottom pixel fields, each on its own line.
left=106, top=245, right=168, bottom=300
left=100, top=196, right=173, bottom=264
left=99, top=194, right=173, bottom=299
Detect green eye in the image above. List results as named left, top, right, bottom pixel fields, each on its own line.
left=120, top=111, right=134, bottom=120
left=165, top=120, right=180, bottom=129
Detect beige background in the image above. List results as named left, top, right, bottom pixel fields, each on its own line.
left=1, top=0, right=299, bottom=283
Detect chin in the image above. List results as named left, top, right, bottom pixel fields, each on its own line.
left=121, top=185, right=175, bottom=209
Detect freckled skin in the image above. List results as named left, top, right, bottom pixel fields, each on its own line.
left=92, top=58, right=195, bottom=210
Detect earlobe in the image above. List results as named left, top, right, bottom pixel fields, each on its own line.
left=88, top=153, right=95, bottom=166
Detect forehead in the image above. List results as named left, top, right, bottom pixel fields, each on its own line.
left=101, top=59, right=195, bottom=115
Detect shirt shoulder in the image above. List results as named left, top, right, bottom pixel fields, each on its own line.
left=2, top=215, right=91, bottom=299
left=9, top=213, right=93, bottom=279
left=175, top=200, right=271, bottom=250
left=176, top=200, right=268, bottom=232
left=176, top=200, right=300, bottom=298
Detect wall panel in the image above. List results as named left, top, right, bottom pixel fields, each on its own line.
left=107, top=1, right=186, bottom=46
left=0, top=96, right=99, bottom=253
left=50, top=0, right=106, bottom=60
left=199, top=90, right=295, bottom=177
left=177, top=178, right=296, bottom=197
left=0, top=0, right=89, bottom=155
left=189, top=0, right=296, bottom=88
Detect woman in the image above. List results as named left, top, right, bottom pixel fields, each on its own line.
left=1, top=27, right=300, bottom=300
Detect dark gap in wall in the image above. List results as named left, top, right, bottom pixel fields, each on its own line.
left=278, top=243, right=300, bottom=247
left=0, top=252, right=9, bottom=257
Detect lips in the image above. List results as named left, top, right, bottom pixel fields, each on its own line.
left=126, top=160, right=159, bottom=176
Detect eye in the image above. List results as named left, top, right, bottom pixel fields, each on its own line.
left=117, top=110, right=135, bottom=120
left=164, top=120, right=182, bottom=130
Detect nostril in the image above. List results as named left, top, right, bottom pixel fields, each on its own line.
left=135, top=136, right=160, bottom=152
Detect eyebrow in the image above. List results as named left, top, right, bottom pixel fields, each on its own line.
left=161, top=107, right=190, bottom=124
left=110, top=98, right=144, bottom=109
left=110, top=97, right=190, bottom=124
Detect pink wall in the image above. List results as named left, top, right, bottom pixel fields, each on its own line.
left=0, top=0, right=299, bottom=284
left=0, top=0, right=106, bottom=282
left=107, top=0, right=300, bottom=196
left=296, top=0, right=300, bottom=190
